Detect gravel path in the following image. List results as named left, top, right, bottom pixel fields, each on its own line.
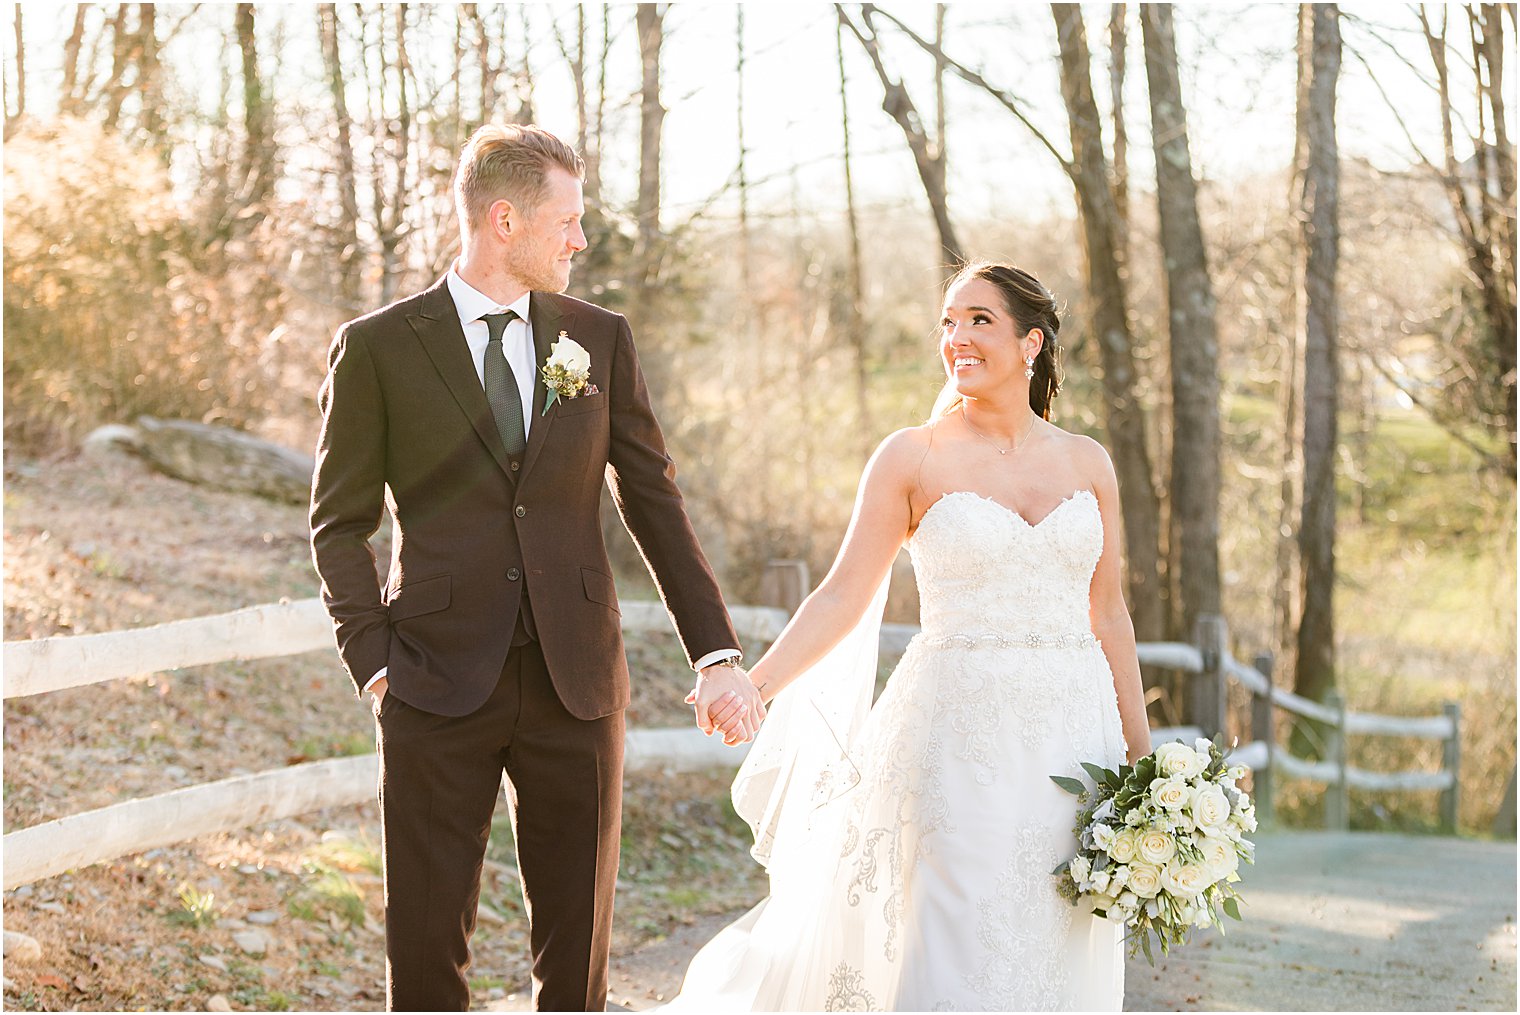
left=488, top=831, right=1516, bottom=1012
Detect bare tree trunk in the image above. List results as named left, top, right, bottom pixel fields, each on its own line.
left=61, top=6, right=88, bottom=116
left=1275, top=6, right=1312, bottom=678
left=465, top=5, right=497, bottom=124
left=102, top=5, right=131, bottom=131
left=235, top=3, right=275, bottom=224
left=838, top=17, right=870, bottom=439
left=375, top=3, right=413, bottom=306
left=6, top=5, right=23, bottom=135
left=1141, top=5, right=1222, bottom=663
left=1293, top=3, right=1341, bottom=705
left=1049, top=4, right=1165, bottom=650
left=1110, top=3, right=1130, bottom=263
left=137, top=5, right=160, bottom=143
left=319, top=4, right=363, bottom=308
left=1422, top=4, right=1517, bottom=477
left=634, top=4, right=666, bottom=302
left=838, top=4, right=962, bottom=268
left=934, top=4, right=948, bottom=166
left=515, top=5, right=536, bottom=123
left=736, top=5, right=752, bottom=294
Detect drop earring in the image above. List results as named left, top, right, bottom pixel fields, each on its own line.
left=1024, top=355, right=1035, bottom=380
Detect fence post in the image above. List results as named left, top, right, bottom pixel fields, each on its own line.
left=1191, top=614, right=1228, bottom=739
left=1439, top=701, right=1461, bottom=834
left=1324, top=690, right=1349, bottom=831
left=1251, top=652, right=1275, bottom=828
left=760, top=560, right=810, bottom=615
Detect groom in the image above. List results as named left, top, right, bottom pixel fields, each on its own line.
left=310, top=124, right=765, bottom=1011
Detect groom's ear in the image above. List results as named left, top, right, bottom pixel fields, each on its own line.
left=487, top=198, right=518, bottom=241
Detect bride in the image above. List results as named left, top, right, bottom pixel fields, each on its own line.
left=674, top=262, right=1152, bottom=1011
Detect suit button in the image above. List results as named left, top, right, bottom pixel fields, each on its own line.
left=515, top=505, right=527, bottom=518
left=506, top=568, right=521, bottom=581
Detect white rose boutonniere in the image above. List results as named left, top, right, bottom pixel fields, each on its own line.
left=541, top=332, right=598, bottom=415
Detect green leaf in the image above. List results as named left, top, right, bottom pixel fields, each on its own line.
left=1223, top=896, right=1242, bottom=921
left=540, top=390, right=560, bottom=417
left=1080, top=761, right=1109, bottom=785
left=1140, top=929, right=1155, bottom=965
left=1050, top=775, right=1087, bottom=796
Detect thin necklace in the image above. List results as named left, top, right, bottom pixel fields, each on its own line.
left=961, top=408, right=1037, bottom=457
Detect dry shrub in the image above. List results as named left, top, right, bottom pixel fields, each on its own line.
left=3, top=119, right=281, bottom=453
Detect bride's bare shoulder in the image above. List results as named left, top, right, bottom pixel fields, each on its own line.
left=863, top=424, right=937, bottom=486
left=1041, top=423, right=1119, bottom=489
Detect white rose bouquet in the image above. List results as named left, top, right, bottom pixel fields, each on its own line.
left=1051, top=737, right=1256, bottom=962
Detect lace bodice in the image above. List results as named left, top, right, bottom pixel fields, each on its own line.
left=909, top=489, right=1103, bottom=641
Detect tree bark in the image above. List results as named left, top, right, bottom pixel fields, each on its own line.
left=319, top=4, right=363, bottom=309
left=136, top=5, right=161, bottom=143
left=736, top=5, right=752, bottom=293
left=634, top=4, right=666, bottom=300
left=1051, top=3, right=1165, bottom=650
left=838, top=4, right=963, bottom=269
left=102, top=5, right=132, bottom=131
left=1293, top=3, right=1341, bottom=705
left=61, top=6, right=88, bottom=116
left=6, top=5, right=23, bottom=134
left=1422, top=4, right=1517, bottom=477
left=1110, top=3, right=1130, bottom=265
left=235, top=4, right=275, bottom=223
left=1140, top=5, right=1223, bottom=658
left=838, top=17, right=870, bottom=439
left=1274, top=6, right=1314, bottom=677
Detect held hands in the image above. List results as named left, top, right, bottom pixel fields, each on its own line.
left=686, top=663, right=766, bottom=746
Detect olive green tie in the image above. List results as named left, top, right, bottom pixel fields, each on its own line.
left=482, top=311, right=527, bottom=455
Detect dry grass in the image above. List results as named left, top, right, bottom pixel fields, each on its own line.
left=2, top=451, right=763, bottom=1011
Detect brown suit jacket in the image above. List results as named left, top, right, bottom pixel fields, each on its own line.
left=310, top=277, right=740, bottom=719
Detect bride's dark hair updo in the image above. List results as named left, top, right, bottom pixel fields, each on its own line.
left=934, top=261, right=1064, bottom=421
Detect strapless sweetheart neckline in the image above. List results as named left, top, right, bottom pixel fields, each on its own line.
left=916, top=487, right=1097, bottom=537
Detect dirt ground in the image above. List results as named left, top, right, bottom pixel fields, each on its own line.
left=491, top=832, right=1518, bottom=1013
left=2, top=451, right=763, bottom=1012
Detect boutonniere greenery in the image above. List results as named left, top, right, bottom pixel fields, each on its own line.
left=541, top=332, right=599, bottom=415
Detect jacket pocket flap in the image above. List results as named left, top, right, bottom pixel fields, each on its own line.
left=387, top=574, right=451, bottom=622
left=556, top=391, right=607, bottom=417
left=580, top=567, right=619, bottom=611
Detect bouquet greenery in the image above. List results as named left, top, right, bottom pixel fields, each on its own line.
left=1052, top=737, right=1256, bottom=962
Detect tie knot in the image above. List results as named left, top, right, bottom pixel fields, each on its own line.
left=482, top=310, right=519, bottom=342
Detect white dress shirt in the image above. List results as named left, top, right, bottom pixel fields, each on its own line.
left=447, top=267, right=537, bottom=442
left=365, top=270, right=737, bottom=694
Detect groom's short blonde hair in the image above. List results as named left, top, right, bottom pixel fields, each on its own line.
left=454, top=124, right=584, bottom=236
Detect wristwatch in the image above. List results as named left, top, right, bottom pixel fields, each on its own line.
left=709, top=655, right=742, bottom=668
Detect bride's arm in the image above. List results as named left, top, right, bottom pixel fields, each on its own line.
left=747, top=429, right=921, bottom=703
left=1082, top=437, right=1153, bottom=762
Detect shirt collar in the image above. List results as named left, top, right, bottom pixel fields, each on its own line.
left=445, top=264, right=533, bottom=328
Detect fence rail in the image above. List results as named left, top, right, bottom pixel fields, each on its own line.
left=1, top=597, right=1461, bottom=890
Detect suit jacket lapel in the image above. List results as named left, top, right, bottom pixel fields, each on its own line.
left=406, top=277, right=516, bottom=480
left=520, top=291, right=566, bottom=482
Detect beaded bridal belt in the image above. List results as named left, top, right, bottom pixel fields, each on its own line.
left=917, top=631, right=1099, bottom=651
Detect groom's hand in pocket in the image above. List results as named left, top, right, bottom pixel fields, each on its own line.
left=368, top=676, right=388, bottom=713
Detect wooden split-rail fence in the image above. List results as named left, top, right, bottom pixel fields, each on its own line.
left=2, top=569, right=1460, bottom=890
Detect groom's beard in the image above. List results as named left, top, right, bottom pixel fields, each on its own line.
left=503, top=243, right=572, bottom=293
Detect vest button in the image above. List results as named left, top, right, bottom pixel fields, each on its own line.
left=515, top=505, right=527, bottom=518
left=510, top=461, right=520, bottom=471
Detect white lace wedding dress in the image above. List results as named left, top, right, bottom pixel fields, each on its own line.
left=666, top=489, right=1128, bottom=1011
